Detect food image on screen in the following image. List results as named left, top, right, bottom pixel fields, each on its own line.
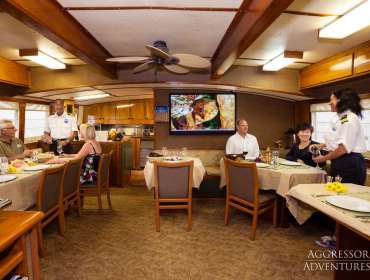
left=170, top=94, right=235, bottom=133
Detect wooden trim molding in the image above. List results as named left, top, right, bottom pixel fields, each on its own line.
left=0, top=56, right=30, bottom=87
left=211, top=0, right=295, bottom=78
left=64, top=6, right=238, bottom=12
left=0, top=0, right=116, bottom=78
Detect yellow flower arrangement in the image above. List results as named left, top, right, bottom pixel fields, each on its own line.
left=325, top=182, right=348, bottom=193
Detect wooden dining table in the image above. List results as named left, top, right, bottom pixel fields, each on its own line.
left=286, top=184, right=370, bottom=280
left=219, top=158, right=327, bottom=196
left=0, top=160, right=67, bottom=211
left=143, top=157, right=206, bottom=190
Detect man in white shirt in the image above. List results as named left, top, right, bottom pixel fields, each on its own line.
left=44, top=99, right=78, bottom=154
left=226, top=119, right=260, bottom=158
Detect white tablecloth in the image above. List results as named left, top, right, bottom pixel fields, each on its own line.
left=0, top=172, right=42, bottom=210
left=144, top=157, right=206, bottom=190
left=286, top=184, right=370, bottom=239
left=219, top=158, right=326, bottom=196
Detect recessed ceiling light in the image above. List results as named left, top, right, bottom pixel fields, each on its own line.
left=19, top=49, right=66, bottom=69
left=262, top=51, right=303, bottom=71
left=319, top=0, right=370, bottom=39
left=74, top=94, right=109, bottom=100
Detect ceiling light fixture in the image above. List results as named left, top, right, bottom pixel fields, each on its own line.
left=74, top=93, right=109, bottom=101
left=319, top=0, right=370, bottom=39
left=262, top=51, right=303, bottom=71
left=19, top=49, right=66, bottom=69
left=117, top=104, right=135, bottom=109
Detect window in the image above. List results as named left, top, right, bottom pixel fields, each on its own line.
left=311, top=101, right=370, bottom=150
left=0, top=101, right=19, bottom=136
left=25, top=103, right=49, bottom=144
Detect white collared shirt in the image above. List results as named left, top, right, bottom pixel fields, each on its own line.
left=324, top=110, right=366, bottom=153
left=44, top=112, right=78, bottom=139
left=226, top=132, right=260, bottom=158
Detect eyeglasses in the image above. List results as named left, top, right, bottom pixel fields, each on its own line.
left=2, top=127, right=17, bottom=131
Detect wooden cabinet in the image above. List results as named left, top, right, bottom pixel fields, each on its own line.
left=300, top=51, right=353, bottom=89
left=354, top=42, right=370, bottom=75
left=145, top=99, right=154, bottom=121
left=300, top=40, right=370, bottom=89
left=83, top=99, right=154, bottom=125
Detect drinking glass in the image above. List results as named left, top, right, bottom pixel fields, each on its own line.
left=334, top=175, right=342, bottom=183
left=242, top=150, right=248, bottom=160
left=181, top=147, right=188, bottom=158
left=161, top=146, right=168, bottom=157
left=309, top=145, right=321, bottom=168
left=57, top=141, right=64, bottom=155
left=326, top=176, right=333, bottom=183
left=272, top=150, right=279, bottom=168
left=0, top=157, right=8, bottom=175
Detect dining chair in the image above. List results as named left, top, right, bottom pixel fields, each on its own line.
left=34, top=164, right=67, bottom=255
left=224, top=157, right=277, bottom=240
left=80, top=151, right=112, bottom=210
left=153, top=160, right=194, bottom=232
left=63, top=157, right=83, bottom=215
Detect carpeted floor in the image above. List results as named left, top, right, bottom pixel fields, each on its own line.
left=40, top=186, right=332, bottom=280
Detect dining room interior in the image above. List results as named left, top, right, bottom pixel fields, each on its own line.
left=0, top=0, right=370, bottom=279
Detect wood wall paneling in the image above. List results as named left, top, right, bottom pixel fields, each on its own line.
left=354, top=42, right=370, bottom=75
left=300, top=51, right=353, bottom=89
left=0, top=57, right=30, bottom=87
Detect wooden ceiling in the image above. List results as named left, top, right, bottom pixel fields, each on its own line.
left=0, top=0, right=369, bottom=101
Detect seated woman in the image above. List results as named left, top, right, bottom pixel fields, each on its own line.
left=286, top=123, right=321, bottom=167
left=49, top=124, right=102, bottom=184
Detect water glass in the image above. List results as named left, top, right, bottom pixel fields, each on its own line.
left=57, top=141, right=63, bottom=155
left=272, top=150, right=279, bottom=168
left=326, top=175, right=333, bottom=183
left=161, top=146, right=168, bottom=157
left=334, top=175, right=342, bottom=183
left=0, top=157, right=8, bottom=175
left=181, top=147, right=188, bottom=157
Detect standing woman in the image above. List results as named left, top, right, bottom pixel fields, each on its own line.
left=313, top=88, right=367, bottom=185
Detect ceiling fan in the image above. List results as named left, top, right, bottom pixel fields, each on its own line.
left=106, top=40, right=211, bottom=75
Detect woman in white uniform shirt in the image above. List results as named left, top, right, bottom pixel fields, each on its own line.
left=313, top=89, right=367, bottom=185
left=225, top=119, right=260, bottom=158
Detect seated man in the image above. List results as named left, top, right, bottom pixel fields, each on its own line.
left=0, top=119, right=33, bottom=161
left=226, top=118, right=260, bottom=158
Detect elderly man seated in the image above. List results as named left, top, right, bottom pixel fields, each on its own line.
left=0, top=119, right=33, bottom=161
left=225, top=118, right=260, bottom=158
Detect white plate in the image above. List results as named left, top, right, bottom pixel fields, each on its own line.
left=24, top=164, right=50, bottom=171
left=326, top=195, right=370, bottom=213
left=0, top=174, right=17, bottom=183
left=256, top=162, right=270, bottom=168
left=279, top=160, right=302, bottom=166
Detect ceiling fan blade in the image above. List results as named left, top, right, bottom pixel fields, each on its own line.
left=145, top=45, right=170, bottom=59
left=164, top=64, right=190, bottom=75
left=173, top=53, right=211, bottom=69
left=106, top=56, right=149, bottom=63
left=133, top=61, right=155, bottom=74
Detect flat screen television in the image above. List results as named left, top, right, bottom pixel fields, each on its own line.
left=169, top=93, right=236, bottom=135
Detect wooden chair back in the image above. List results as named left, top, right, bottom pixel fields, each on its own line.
left=224, top=157, right=260, bottom=207
left=63, top=157, right=83, bottom=198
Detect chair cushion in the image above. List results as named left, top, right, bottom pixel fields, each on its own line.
left=259, top=190, right=276, bottom=203
left=205, top=166, right=220, bottom=176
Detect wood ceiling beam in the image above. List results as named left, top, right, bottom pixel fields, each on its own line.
left=0, top=0, right=117, bottom=78
left=64, top=6, right=238, bottom=12
left=0, top=56, right=30, bottom=87
left=211, top=0, right=295, bottom=79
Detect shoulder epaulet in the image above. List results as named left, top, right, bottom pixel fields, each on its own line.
left=340, top=114, right=348, bottom=124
